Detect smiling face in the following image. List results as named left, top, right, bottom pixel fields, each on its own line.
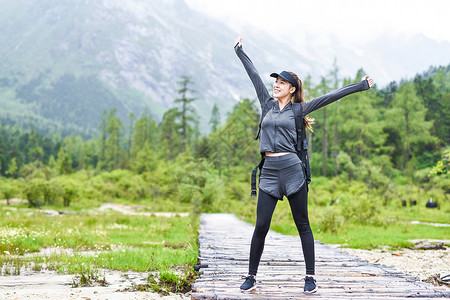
left=273, top=77, right=296, bottom=99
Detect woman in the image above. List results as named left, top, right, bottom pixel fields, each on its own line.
left=234, top=37, right=374, bottom=294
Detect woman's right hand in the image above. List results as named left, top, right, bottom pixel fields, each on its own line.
left=362, top=75, right=375, bottom=88
left=235, top=37, right=242, bottom=47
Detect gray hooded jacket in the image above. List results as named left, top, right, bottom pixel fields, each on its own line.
left=235, top=44, right=370, bottom=154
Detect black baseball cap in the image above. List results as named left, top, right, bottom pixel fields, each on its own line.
left=270, top=71, right=298, bottom=89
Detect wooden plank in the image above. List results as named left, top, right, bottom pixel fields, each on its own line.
left=192, top=213, right=449, bottom=299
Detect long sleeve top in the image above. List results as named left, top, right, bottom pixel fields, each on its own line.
left=235, top=44, right=370, bottom=154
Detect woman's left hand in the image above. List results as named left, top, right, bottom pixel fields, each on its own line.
left=362, top=75, right=374, bottom=88
left=235, top=36, right=242, bottom=47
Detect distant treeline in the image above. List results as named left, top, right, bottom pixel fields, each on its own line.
left=0, top=68, right=448, bottom=208
left=1, top=67, right=449, bottom=175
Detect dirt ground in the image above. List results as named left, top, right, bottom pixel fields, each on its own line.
left=0, top=202, right=191, bottom=300
left=1, top=203, right=448, bottom=298
left=2, top=243, right=448, bottom=299
left=340, top=240, right=450, bottom=284
left=0, top=269, right=190, bottom=300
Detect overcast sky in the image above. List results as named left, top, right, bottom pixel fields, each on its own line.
left=185, top=0, right=450, bottom=44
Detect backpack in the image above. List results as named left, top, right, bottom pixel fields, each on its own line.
left=251, top=100, right=311, bottom=197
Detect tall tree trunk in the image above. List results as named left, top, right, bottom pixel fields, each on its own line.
left=100, top=119, right=106, bottom=167
left=356, top=129, right=361, bottom=159
left=218, top=141, right=222, bottom=177
left=181, top=100, right=187, bottom=153
left=363, top=135, right=366, bottom=159
left=127, top=121, right=133, bottom=161
left=226, top=150, right=231, bottom=177
left=322, top=107, right=327, bottom=176
left=169, top=122, right=173, bottom=161
left=334, top=121, right=339, bottom=177
left=404, top=109, right=410, bottom=170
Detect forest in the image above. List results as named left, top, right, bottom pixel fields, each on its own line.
left=0, top=66, right=449, bottom=221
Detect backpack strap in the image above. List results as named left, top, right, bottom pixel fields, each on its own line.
left=292, top=103, right=303, bottom=152
left=292, top=102, right=311, bottom=185
left=250, top=156, right=265, bottom=197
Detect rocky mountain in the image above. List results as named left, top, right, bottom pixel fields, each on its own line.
left=0, top=0, right=448, bottom=137
left=0, top=0, right=322, bottom=136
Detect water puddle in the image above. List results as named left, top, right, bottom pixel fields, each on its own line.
left=410, top=221, right=450, bottom=227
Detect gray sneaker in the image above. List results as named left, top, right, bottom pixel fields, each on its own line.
left=304, top=276, right=318, bottom=294
left=240, top=275, right=257, bottom=291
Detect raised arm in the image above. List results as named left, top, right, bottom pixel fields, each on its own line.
left=302, top=78, right=373, bottom=116
left=234, top=37, right=271, bottom=106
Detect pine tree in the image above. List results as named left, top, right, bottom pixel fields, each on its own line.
left=310, top=76, right=332, bottom=176
left=327, top=59, right=340, bottom=176
left=127, top=112, right=136, bottom=164
left=209, top=104, right=221, bottom=133
left=386, top=82, right=438, bottom=170
left=174, top=76, right=198, bottom=153
left=56, top=146, right=73, bottom=175
left=160, top=108, right=181, bottom=161
left=217, top=98, right=259, bottom=174
left=27, top=129, right=44, bottom=163
left=98, top=109, right=125, bottom=170
left=131, top=111, right=159, bottom=159
left=5, top=157, right=18, bottom=178
left=414, top=73, right=449, bottom=144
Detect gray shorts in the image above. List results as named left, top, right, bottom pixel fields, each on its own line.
left=259, top=152, right=306, bottom=200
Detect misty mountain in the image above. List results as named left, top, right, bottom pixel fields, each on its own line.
left=0, top=0, right=448, bottom=137
left=0, top=0, right=321, bottom=136
left=291, top=30, right=450, bottom=86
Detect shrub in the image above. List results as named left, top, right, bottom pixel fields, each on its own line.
left=42, top=180, right=64, bottom=205
left=117, top=174, right=147, bottom=200
left=51, top=178, right=78, bottom=207
left=317, top=207, right=342, bottom=233
left=224, top=180, right=247, bottom=201
left=23, top=179, right=45, bottom=207
left=340, top=194, right=379, bottom=225
left=199, top=176, right=225, bottom=212
left=337, top=152, right=357, bottom=180
left=0, top=181, right=18, bottom=205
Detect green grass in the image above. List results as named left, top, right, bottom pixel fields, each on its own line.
left=43, top=246, right=198, bottom=273
left=0, top=207, right=199, bottom=275
left=1, top=172, right=448, bottom=281
left=272, top=222, right=449, bottom=249
left=383, top=205, right=450, bottom=224
left=228, top=192, right=449, bottom=249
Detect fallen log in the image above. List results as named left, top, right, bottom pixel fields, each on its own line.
left=424, top=274, right=450, bottom=287
left=408, top=242, right=446, bottom=250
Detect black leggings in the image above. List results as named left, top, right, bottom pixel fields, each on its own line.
left=248, top=186, right=315, bottom=275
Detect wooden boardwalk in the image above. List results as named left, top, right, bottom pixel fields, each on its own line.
left=192, top=213, right=449, bottom=299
